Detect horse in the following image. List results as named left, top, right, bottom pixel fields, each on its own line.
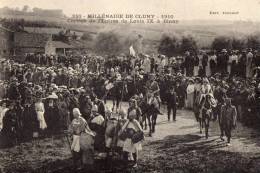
left=197, top=93, right=217, bottom=139
left=194, top=91, right=202, bottom=132
left=105, top=80, right=128, bottom=112
left=138, top=98, right=148, bottom=130
left=144, top=93, right=161, bottom=136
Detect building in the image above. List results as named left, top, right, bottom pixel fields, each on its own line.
left=0, top=25, right=88, bottom=57
left=0, top=26, right=14, bottom=58
left=14, top=32, right=50, bottom=55
left=24, top=27, right=84, bottom=40
left=45, top=40, right=74, bottom=55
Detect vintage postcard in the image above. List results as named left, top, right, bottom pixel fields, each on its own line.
left=0, top=0, right=260, bottom=172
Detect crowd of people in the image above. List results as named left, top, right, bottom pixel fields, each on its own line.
left=0, top=48, right=260, bottom=169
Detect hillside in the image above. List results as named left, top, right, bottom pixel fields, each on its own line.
left=1, top=9, right=260, bottom=53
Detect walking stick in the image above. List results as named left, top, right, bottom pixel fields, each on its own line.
left=110, top=79, right=126, bottom=170
left=63, top=130, right=73, bottom=156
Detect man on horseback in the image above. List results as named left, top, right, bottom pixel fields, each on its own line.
left=199, top=94, right=215, bottom=139
left=197, top=78, right=217, bottom=138
left=146, top=73, right=161, bottom=108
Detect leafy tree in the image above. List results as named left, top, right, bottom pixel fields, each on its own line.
left=95, top=31, right=122, bottom=55
left=180, top=35, right=198, bottom=53
left=22, top=5, right=29, bottom=12
left=81, top=32, right=93, bottom=41
left=231, top=38, right=246, bottom=51
left=158, top=35, right=179, bottom=57
left=247, top=35, right=260, bottom=50
left=212, top=36, right=232, bottom=52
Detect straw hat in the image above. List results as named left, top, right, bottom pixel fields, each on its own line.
left=73, top=108, right=82, bottom=116
left=46, top=93, right=58, bottom=99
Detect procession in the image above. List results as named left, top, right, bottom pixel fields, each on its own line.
left=1, top=1, right=260, bottom=172
left=1, top=47, right=260, bottom=172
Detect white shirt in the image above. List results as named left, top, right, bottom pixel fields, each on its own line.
left=91, top=115, right=105, bottom=126
left=0, top=107, right=9, bottom=131
left=187, top=84, right=195, bottom=94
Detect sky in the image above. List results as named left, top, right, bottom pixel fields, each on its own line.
left=1, top=0, right=260, bottom=21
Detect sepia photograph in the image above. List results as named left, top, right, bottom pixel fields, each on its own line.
left=0, top=0, right=260, bottom=172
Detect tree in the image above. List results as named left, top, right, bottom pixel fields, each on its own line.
left=53, top=30, right=69, bottom=43
left=180, top=35, right=198, bottom=54
left=22, top=5, right=29, bottom=12
left=247, top=35, right=260, bottom=50
left=95, top=31, right=122, bottom=55
left=81, top=32, right=93, bottom=41
left=158, top=35, right=179, bottom=57
left=212, top=36, right=232, bottom=52
left=231, top=38, right=246, bottom=51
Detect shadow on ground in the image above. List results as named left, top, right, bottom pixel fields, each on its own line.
left=5, top=134, right=258, bottom=173
left=137, top=134, right=260, bottom=173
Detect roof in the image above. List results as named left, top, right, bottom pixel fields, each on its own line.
left=69, top=40, right=90, bottom=49
left=0, top=26, right=14, bottom=32
left=49, top=41, right=74, bottom=48
left=14, top=32, right=50, bottom=48
left=24, top=27, right=62, bottom=35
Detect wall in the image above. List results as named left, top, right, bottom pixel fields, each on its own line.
left=0, top=28, right=13, bottom=57
left=45, top=41, right=56, bottom=55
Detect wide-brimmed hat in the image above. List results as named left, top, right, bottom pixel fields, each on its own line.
left=46, top=93, right=58, bottom=99
left=221, top=49, right=227, bottom=53
left=73, top=108, right=82, bottom=116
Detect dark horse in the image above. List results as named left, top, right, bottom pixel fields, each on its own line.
left=141, top=92, right=160, bottom=136
left=195, top=93, right=216, bottom=139
left=106, top=80, right=128, bottom=112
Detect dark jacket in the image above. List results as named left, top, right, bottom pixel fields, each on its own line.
left=166, top=91, right=177, bottom=106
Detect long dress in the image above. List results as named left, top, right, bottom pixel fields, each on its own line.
left=227, top=55, right=232, bottom=74
left=186, top=84, right=195, bottom=109
left=246, top=52, right=253, bottom=78
left=69, top=116, right=95, bottom=165
left=122, top=119, right=143, bottom=153
left=35, top=102, right=47, bottom=130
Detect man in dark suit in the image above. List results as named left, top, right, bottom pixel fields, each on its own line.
left=166, top=86, right=177, bottom=121
left=220, top=98, right=237, bottom=146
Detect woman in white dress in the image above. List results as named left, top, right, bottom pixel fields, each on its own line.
left=186, top=79, right=195, bottom=109
left=119, top=109, right=143, bottom=168
left=193, top=54, right=200, bottom=76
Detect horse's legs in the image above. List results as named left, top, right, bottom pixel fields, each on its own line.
left=205, top=117, right=210, bottom=139
left=144, top=114, right=147, bottom=130
left=147, top=114, right=152, bottom=136
left=111, top=96, right=115, bottom=111
left=199, top=118, right=202, bottom=134
left=201, top=117, right=204, bottom=128
left=144, top=115, right=148, bottom=130
left=152, top=113, right=158, bottom=133
left=141, top=114, right=147, bottom=130
left=116, top=95, right=120, bottom=111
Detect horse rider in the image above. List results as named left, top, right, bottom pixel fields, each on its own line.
left=146, top=73, right=161, bottom=108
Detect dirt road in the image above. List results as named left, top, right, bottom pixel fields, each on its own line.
left=1, top=102, right=260, bottom=173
